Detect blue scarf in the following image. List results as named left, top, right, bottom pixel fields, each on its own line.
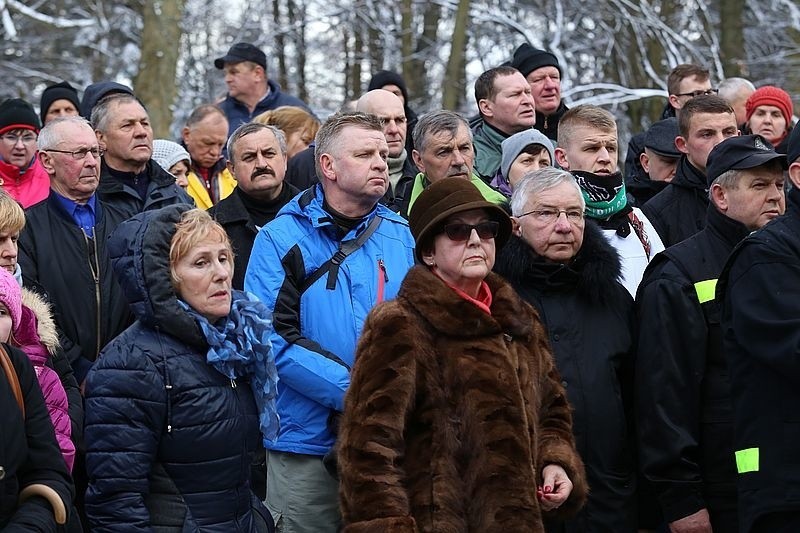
left=180, top=290, right=280, bottom=441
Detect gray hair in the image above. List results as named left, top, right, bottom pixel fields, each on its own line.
left=718, top=78, right=756, bottom=102
left=91, top=93, right=145, bottom=133
left=226, top=122, right=287, bottom=164
left=314, top=112, right=383, bottom=180
left=185, top=104, right=227, bottom=129
left=38, top=116, right=93, bottom=151
left=711, top=159, right=785, bottom=190
left=413, top=110, right=472, bottom=154
left=510, top=167, right=586, bottom=216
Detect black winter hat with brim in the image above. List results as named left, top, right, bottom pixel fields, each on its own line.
left=409, top=177, right=512, bottom=263
left=705, top=134, right=787, bottom=186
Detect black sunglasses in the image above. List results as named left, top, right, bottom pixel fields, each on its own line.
left=441, top=221, right=499, bottom=241
left=674, top=88, right=719, bottom=98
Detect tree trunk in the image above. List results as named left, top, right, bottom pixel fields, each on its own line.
left=134, top=0, right=185, bottom=138
left=442, top=0, right=470, bottom=110
left=272, top=0, right=289, bottom=90
left=719, top=0, right=745, bottom=77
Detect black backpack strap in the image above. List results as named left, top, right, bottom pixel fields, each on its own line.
left=298, top=215, right=383, bottom=294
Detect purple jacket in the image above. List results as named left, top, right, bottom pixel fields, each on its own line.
left=16, top=289, right=74, bottom=471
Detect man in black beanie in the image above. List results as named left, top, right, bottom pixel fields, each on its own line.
left=510, top=43, right=567, bottom=141
left=367, top=70, right=419, bottom=156
left=39, top=81, right=81, bottom=125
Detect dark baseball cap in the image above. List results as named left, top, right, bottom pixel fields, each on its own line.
left=706, top=134, right=787, bottom=185
left=214, top=43, right=267, bottom=70
left=643, top=117, right=680, bottom=158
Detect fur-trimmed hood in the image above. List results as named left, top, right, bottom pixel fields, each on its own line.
left=17, top=287, right=59, bottom=359
left=495, top=219, right=623, bottom=304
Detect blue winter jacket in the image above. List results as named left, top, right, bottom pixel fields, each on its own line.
left=245, top=185, right=415, bottom=455
left=219, top=79, right=312, bottom=137
left=84, top=205, right=269, bottom=532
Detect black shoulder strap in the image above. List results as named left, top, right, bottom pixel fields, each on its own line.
left=298, top=215, right=383, bottom=294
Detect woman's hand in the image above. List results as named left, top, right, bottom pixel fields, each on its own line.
left=537, top=464, right=573, bottom=511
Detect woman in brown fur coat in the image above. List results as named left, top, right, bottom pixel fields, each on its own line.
left=338, top=178, right=587, bottom=532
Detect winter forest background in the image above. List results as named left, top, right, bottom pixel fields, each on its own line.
left=3, top=0, right=799, bottom=146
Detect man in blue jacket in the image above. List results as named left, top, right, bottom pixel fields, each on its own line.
left=215, top=42, right=312, bottom=137
left=245, top=112, right=416, bottom=532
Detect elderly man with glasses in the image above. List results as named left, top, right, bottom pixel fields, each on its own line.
left=19, top=116, right=132, bottom=390
left=0, top=98, right=51, bottom=207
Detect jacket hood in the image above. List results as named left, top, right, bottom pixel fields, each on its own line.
left=495, top=220, right=623, bottom=304
left=107, top=203, right=205, bottom=349
left=16, top=287, right=59, bottom=361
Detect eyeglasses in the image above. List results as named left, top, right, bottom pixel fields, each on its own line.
left=441, top=221, right=499, bottom=241
left=518, top=208, right=584, bottom=224
left=45, top=147, right=104, bottom=160
left=1, top=133, right=37, bottom=145
left=674, top=88, right=719, bottom=98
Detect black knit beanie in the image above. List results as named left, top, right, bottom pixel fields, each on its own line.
left=510, top=43, right=562, bottom=78
left=367, top=70, right=410, bottom=104
left=0, top=98, right=41, bottom=135
left=39, top=81, right=81, bottom=123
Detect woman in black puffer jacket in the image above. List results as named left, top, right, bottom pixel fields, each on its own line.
left=84, top=205, right=277, bottom=532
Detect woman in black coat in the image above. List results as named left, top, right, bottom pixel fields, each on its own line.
left=495, top=168, right=637, bottom=533
left=0, top=342, right=74, bottom=531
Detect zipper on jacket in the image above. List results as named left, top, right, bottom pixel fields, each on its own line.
left=82, top=230, right=102, bottom=358
left=377, top=259, right=388, bottom=303
left=230, top=378, right=237, bottom=388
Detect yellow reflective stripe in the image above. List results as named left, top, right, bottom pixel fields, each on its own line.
left=735, top=448, right=759, bottom=473
left=694, top=279, right=718, bottom=304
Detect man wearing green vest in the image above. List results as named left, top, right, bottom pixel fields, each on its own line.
left=635, top=134, right=786, bottom=533
left=392, top=110, right=506, bottom=218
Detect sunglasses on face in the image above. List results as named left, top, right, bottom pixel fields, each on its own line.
left=441, top=221, right=499, bottom=241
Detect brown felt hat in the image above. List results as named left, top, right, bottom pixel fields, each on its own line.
left=409, top=177, right=511, bottom=262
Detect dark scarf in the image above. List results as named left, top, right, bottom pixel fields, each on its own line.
left=237, top=184, right=293, bottom=228
left=322, top=199, right=366, bottom=239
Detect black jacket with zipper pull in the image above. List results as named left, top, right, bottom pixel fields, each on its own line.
left=18, top=192, right=132, bottom=384
left=635, top=204, right=749, bottom=530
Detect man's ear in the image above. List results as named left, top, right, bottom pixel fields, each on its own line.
left=478, top=98, right=493, bottom=118
left=39, top=151, right=55, bottom=176
left=675, top=135, right=689, bottom=155
left=412, top=149, right=425, bottom=174
left=554, top=147, right=570, bottom=169
left=95, top=129, right=106, bottom=150
left=668, top=94, right=681, bottom=111
left=181, top=126, right=191, bottom=143
left=226, top=160, right=237, bottom=181
left=789, top=161, right=800, bottom=190
left=511, top=217, right=522, bottom=237
left=319, top=153, right=336, bottom=182
left=709, top=183, right=728, bottom=213
left=639, top=151, right=651, bottom=173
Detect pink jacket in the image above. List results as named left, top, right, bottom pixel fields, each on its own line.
left=16, top=289, right=74, bottom=471
left=0, top=156, right=50, bottom=208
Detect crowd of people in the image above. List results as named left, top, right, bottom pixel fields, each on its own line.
left=1, top=39, right=799, bottom=533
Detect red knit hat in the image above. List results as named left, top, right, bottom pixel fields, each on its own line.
left=745, top=86, right=794, bottom=123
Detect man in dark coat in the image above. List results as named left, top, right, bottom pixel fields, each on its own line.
left=91, top=93, right=192, bottom=227
left=214, top=42, right=312, bottom=136
left=642, top=95, right=738, bottom=247
left=495, top=167, right=637, bottom=532
left=208, top=122, right=299, bottom=290
left=636, top=135, right=787, bottom=533
left=716, top=126, right=800, bottom=533
left=20, top=117, right=131, bottom=387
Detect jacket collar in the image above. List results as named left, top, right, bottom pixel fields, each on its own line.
left=705, top=203, right=752, bottom=250
left=671, top=156, right=709, bottom=191
left=399, top=265, right=532, bottom=339
left=495, top=220, right=623, bottom=304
